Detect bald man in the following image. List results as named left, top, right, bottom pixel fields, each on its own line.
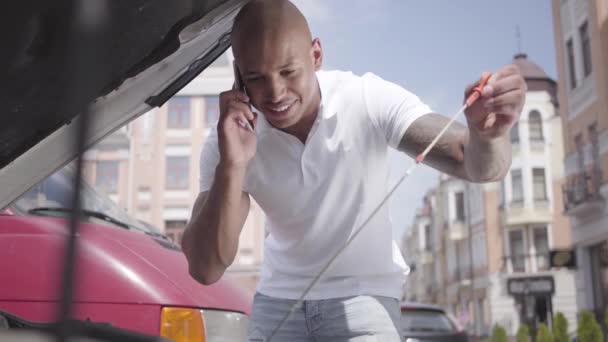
left=182, top=0, right=526, bottom=341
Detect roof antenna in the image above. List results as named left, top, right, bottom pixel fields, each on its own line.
left=516, top=25, right=523, bottom=54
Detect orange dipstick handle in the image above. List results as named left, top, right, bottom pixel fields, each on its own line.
left=465, top=71, right=492, bottom=107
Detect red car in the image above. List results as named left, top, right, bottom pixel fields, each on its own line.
left=0, top=0, right=252, bottom=340
left=0, top=166, right=251, bottom=340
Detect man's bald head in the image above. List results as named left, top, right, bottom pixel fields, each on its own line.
left=231, top=0, right=312, bottom=60
left=228, top=0, right=323, bottom=135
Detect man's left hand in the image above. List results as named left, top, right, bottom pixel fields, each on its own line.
left=464, top=64, right=527, bottom=140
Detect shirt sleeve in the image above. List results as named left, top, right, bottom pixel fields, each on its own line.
left=361, top=72, right=433, bottom=149
left=199, top=128, right=220, bottom=193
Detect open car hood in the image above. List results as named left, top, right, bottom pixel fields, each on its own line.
left=0, top=0, right=246, bottom=209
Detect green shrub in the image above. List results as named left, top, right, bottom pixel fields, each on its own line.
left=553, top=312, right=569, bottom=342
left=577, top=310, right=603, bottom=342
left=605, top=308, right=608, bottom=333
left=492, top=324, right=508, bottom=342
left=517, top=324, right=530, bottom=342
left=537, top=323, right=554, bottom=342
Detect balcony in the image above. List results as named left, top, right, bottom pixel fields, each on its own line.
left=563, top=167, right=605, bottom=219
left=499, top=200, right=552, bottom=226
left=448, top=219, right=467, bottom=240
left=419, top=249, right=434, bottom=265
left=502, top=253, right=550, bottom=274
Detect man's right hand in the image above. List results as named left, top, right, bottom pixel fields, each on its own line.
left=218, top=90, right=257, bottom=169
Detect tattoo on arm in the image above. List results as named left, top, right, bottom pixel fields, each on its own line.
left=398, top=113, right=469, bottom=180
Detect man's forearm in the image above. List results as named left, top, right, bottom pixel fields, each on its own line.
left=182, top=163, right=250, bottom=284
left=463, top=127, right=512, bottom=182
left=399, top=113, right=511, bottom=183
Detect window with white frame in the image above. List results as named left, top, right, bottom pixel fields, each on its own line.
left=566, top=39, right=577, bottom=89
left=508, top=229, right=526, bottom=272
left=455, top=191, right=465, bottom=222
left=579, top=21, right=592, bottom=77
left=533, top=226, right=550, bottom=271
left=511, top=170, right=524, bottom=203
left=529, top=110, right=544, bottom=141
left=533, top=168, right=548, bottom=201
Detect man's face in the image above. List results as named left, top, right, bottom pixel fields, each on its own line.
left=235, top=32, right=322, bottom=130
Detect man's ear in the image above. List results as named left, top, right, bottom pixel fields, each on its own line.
left=311, top=38, right=323, bottom=71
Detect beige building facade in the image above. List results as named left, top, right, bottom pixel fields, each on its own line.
left=82, top=51, right=266, bottom=295
left=552, top=0, right=608, bottom=320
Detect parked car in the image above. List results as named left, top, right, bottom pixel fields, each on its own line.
left=401, top=302, right=470, bottom=342
left=1, top=0, right=252, bottom=340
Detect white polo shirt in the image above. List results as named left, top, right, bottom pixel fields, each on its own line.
left=199, top=69, right=432, bottom=300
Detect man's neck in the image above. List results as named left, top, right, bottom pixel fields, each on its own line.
left=286, top=111, right=317, bottom=144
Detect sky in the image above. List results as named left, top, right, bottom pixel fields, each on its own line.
left=289, top=0, right=558, bottom=241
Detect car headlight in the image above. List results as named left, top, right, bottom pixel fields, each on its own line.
left=160, top=307, right=248, bottom=342
left=203, top=310, right=249, bottom=342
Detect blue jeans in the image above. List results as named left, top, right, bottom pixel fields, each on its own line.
left=247, top=293, right=404, bottom=342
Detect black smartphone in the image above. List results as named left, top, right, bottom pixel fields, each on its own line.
left=232, top=61, right=254, bottom=131
left=233, top=60, right=246, bottom=93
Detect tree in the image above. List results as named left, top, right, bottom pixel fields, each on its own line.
left=553, top=312, right=569, bottom=342
left=537, top=323, right=554, bottom=342
left=577, top=310, right=603, bottom=342
left=517, top=324, right=530, bottom=342
left=492, top=324, right=508, bottom=342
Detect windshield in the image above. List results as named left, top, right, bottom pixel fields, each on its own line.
left=400, top=309, right=456, bottom=332
left=12, top=164, right=152, bottom=233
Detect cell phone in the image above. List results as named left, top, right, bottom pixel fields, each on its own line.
left=232, top=61, right=254, bottom=131
left=232, top=60, right=246, bottom=93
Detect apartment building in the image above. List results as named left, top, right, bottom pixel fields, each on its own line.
left=552, top=0, right=608, bottom=320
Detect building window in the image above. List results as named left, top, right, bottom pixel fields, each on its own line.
left=167, top=96, right=191, bottom=129
left=424, top=224, right=432, bottom=251
left=529, top=110, right=543, bottom=141
left=205, top=96, right=220, bottom=125
left=533, top=227, right=550, bottom=271
left=509, top=230, right=526, bottom=272
left=96, top=161, right=119, bottom=193
left=511, top=170, right=524, bottom=203
left=510, top=122, right=519, bottom=143
left=566, top=39, right=577, bottom=89
left=165, top=220, right=187, bottom=245
left=579, top=21, right=592, bottom=77
left=455, top=191, right=465, bottom=222
left=590, top=241, right=608, bottom=315
left=589, top=123, right=599, bottom=163
left=575, top=133, right=585, bottom=171
left=166, top=156, right=189, bottom=189
left=533, top=168, right=547, bottom=201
